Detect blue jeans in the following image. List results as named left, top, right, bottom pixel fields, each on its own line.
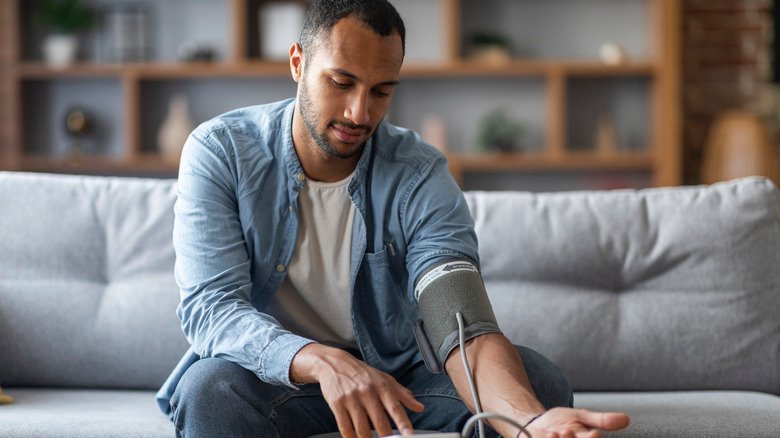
left=169, top=346, right=573, bottom=437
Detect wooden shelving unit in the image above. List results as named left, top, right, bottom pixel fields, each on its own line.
left=0, top=0, right=681, bottom=188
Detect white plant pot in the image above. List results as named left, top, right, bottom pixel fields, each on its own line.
left=43, top=34, right=79, bottom=68
left=259, top=2, right=305, bottom=60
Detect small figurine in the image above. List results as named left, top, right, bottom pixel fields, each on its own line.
left=64, top=107, right=92, bottom=157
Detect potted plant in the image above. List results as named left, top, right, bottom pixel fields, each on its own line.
left=36, top=0, right=96, bottom=67
left=467, top=31, right=513, bottom=64
left=477, top=108, right=525, bottom=152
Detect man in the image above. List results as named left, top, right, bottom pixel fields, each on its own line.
left=156, top=1, right=630, bottom=437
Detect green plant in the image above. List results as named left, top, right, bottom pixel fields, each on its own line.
left=468, top=31, right=512, bottom=49
left=477, top=108, right=525, bottom=152
left=36, top=0, right=96, bottom=34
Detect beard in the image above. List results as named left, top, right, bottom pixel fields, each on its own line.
left=298, top=75, right=370, bottom=160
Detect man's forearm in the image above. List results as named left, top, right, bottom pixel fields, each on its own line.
left=444, top=332, right=545, bottom=437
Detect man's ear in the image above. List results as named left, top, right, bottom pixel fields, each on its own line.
left=289, top=42, right=303, bottom=83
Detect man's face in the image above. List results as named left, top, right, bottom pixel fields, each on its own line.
left=296, top=16, right=404, bottom=160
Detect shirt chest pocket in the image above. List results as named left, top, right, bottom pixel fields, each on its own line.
left=358, top=245, right=416, bottom=355
left=358, top=245, right=412, bottom=324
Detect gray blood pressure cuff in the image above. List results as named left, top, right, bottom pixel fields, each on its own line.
left=413, top=260, right=502, bottom=374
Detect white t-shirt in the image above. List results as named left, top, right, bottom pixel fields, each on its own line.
left=265, top=171, right=357, bottom=349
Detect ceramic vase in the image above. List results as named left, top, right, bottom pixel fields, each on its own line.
left=595, top=114, right=618, bottom=155
left=421, top=115, right=448, bottom=153
left=158, top=94, right=194, bottom=164
left=599, top=43, right=629, bottom=66
left=42, top=34, right=78, bottom=68
left=702, top=111, right=780, bottom=185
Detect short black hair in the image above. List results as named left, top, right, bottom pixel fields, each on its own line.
left=299, top=0, right=406, bottom=56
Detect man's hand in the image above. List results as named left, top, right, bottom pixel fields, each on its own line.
left=290, top=343, right=425, bottom=438
left=524, top=407, right=630, bottom=437
left=445, top=333, right=630, bottom=438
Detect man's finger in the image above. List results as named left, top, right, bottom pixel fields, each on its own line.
left=381, top=395, right=415, bottom=435
left=332, top=404, right=357, bottom=438
left=397, top=387, right=424, bottom=413
left=364, top=397, right=393, bottom=437
left=349, top=404, right=374, bottom=438
left=577, top=410, right=630, bottom=430
left=572, top=429, right=601, bottom=438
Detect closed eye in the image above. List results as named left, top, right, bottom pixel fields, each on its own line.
left=331, top=79, right=351, bottom=89
left=372, top=87, right=393, bottom=98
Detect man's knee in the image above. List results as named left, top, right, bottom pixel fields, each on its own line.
left=515, top=345, right=574, bottom=409
left=172, top=357, right=253, bottom=408
left=171, top=357, right=274, bottom=437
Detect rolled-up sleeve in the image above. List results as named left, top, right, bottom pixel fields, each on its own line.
left=174, top=127, right=313, bottom=388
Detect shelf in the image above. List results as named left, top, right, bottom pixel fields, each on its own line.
left=20, top=154, right=179, bottom=174
left=16, top=63, right=127, bottom=78
left=16, top=59, right=656, bottom=80
left=401, top=60, right=550, bottom=77
left=137, top=62, right=291, bottom=79
left=555, top=61, right=656, bottom=77
left=402, top=60, right=655, bottom=79
left=19, top=151, right=652, bottom=176
left=16, top=61, right=291, bottom=79
left=449, top=151, right=654, bottom=171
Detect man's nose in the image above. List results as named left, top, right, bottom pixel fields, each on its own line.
left=344, top=92, right=370, bottom=127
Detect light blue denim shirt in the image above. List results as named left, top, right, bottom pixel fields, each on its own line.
left=156, top=98, right=479, bottom=415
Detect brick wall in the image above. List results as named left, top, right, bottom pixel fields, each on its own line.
left=682, top=0, right=776, bottom=184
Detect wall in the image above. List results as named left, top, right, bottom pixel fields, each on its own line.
left=682, top=0, right=776, bottom=184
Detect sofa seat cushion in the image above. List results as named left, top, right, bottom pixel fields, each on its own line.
left=574, top=391, right=780, bottom=437
left=0, top=388, right=174, bottom=437
left=309, top=391, right=780, bottom=437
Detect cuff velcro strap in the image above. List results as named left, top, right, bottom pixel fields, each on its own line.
left=438, top=321, right=502, bottom=366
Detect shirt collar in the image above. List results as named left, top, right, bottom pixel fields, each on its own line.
left=282, top=98, right=375, bottom=195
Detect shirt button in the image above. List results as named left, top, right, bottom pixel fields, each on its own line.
left=276, top=264, right=286, bottom=272
left=296, top=173, right=305, bottom=181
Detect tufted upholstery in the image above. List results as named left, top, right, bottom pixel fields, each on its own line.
left=0, top=172, right=189, bottom=389
left=0, top=172, right=778, bottom=437
left=466, top=177, right=780, bottom=394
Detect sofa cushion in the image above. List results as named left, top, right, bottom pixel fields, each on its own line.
left=465, top=177, right=780, bottom=394
left=0, top=388, right=174, bottom=437
left=574, top=391, right=780, bottom=437
left=296, top=391, right=780, bottom=437
left=0, top=172, right=189, bottom=389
